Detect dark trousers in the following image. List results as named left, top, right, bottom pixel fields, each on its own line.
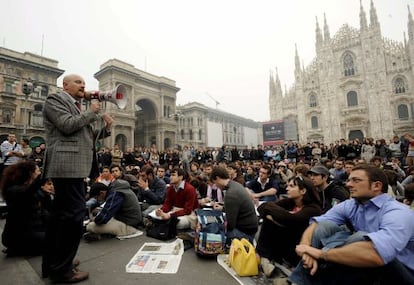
left=42, top=178, right=86, bottom=277
left=256, top=218, right=302, bottom=266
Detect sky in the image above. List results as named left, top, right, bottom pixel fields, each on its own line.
left=1, top=0, right=412, bottom=122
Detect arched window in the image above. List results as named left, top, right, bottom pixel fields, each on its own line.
left=180, top=129, right=185, bottom=139
left=309, top=93, right=317, bottom=107
left=394, top=78, right=406, bottom=94
left=198, top=129, right=202, bottom=140
left=398, top=104, right=409, bottom=120
left=343, top=53, right=355, bottom=76
left=311, top=116, right=318, bottom=129
left=189, top=129, right=193, bottom=140
left=347, top=91, right=358, bottom=107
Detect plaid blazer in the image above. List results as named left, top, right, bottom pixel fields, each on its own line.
left=42, top=91, right=110, bottom=178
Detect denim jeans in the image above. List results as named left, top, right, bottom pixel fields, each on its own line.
left=289, top=221, right=414, bottom=285
left=226, top=228, right=255, bottom=248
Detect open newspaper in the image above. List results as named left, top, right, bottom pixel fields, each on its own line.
left=126, top=238, right=184, bottom=274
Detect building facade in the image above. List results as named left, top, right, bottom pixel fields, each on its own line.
left=94, top=59, right=180, bottom=151
left=0, top=47, right=64, bottom=145
left=269, top=2, right=414, bottom=143
left=176, top=102, right=260, bottom=149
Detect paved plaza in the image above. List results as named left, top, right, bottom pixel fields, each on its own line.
left=0, top=219, right=238, bottom=285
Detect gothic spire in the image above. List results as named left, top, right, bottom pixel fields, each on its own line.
left=359, top=0, right=368, bottom=31
left=315, top=16, right=323, bottom=48
left=295, top=43, right=300, bottom=71
left=408, top=5, right=414, bottom=41
left=323, top=13, right=330, bottom=41
left=369, top=0, right=379, bottom=28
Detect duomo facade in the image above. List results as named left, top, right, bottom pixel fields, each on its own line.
left=269, top=1, right=414, bottom=143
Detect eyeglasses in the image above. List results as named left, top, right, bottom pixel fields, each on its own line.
left=346, top=177, right=369, bottom=183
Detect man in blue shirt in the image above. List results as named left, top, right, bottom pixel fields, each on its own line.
left=290, top=164, right=414, bottom=285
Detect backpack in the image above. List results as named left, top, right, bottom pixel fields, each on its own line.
left=194, top=208, right=226, bottom=257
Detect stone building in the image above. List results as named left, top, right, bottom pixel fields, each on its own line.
left=269, top=2, right=414, bottom=143
left=94, top=59, right=180, bottom=151
left=176, top=102, right=260, bottom=150
left=0, top=47, right=63, bottom=145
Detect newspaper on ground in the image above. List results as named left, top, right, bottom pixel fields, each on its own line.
left=126, top=238, right=184, bottom=274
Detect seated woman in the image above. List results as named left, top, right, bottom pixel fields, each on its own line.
left=1, top=160, right=47, bottom=256
left=255, top=176, right=322, bottom=276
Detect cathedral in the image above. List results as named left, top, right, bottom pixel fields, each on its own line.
left=269, top=1, right=414, bottom=144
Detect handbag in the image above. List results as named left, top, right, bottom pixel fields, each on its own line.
left=146, top=216, right=179, bottom=241
left=228, top=238, right=259, bottom=277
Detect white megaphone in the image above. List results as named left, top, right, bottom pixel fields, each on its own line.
left=85, top=84, right=127, bottom=110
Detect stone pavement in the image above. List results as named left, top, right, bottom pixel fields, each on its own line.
left=0, top=218, right=238, bottom=285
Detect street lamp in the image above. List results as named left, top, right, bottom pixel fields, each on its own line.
left=22, top=80, right=33, bottom=137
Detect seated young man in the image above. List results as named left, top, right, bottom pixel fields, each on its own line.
left=290, top=164, right=414, bottom=285
left=155, top=167, right=199, bottom=230
left=137, top=165, right=167, bottom=216
left=245, top=164, right=279, bottom=203
left=210, top=166, right=258, bottom=247
left=84, top=179, right=142, bottom=241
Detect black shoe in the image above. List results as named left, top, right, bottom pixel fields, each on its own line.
left=42, top=259, right=81, bottom=278
left=83, top=232, right=101, bottom=242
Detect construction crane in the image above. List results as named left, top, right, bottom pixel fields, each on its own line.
left=206, top=92, right=220, bottom=109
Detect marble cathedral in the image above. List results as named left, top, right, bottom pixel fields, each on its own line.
left=269, top=1, right=414, bottom=143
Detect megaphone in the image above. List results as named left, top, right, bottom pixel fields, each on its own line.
left=85, top=84, right=127, bottom=110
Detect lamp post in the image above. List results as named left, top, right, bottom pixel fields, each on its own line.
left=22, top=80, right=33, bottom=137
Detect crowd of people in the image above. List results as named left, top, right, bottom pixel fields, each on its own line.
left=0, top=75, right=413, bottom=284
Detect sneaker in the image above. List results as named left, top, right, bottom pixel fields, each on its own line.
left=83, top=232, right=101, bottom=242
left=116, top=230, right=143, bottom=240
left=261, top=257, right=275, bottom=277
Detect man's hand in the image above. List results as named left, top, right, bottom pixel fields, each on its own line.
left=155, top=208, right=170, bottom=220
left=101, top=113, right=114, bottom=128
left=138, top=178, right=149, bottom=190
left=296, top=244, right=323, bottom=276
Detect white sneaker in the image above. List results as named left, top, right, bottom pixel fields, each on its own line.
left=116, top=230, right=143, bottom=240
left=261, top=257, right=275, bottom=277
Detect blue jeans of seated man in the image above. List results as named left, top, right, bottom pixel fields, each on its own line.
left=226, top=228, right=255, bottom=248
left=289, top=221, right=414, bottom=285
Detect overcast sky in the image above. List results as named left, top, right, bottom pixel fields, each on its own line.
left=1, top=0, right=411, bottom=121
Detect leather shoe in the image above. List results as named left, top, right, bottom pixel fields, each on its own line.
left=42, top=259, right=81, bottom=278
left=50, top=269, right=89, bottom=284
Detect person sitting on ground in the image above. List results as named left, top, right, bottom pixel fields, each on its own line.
left=110, top=164, right=139, bottom=194
left=210, top=166, right=258, bottom=247
left=137, top=165, right=167, bottom=216
left=84, top=179, right=142, bottom=241
left=155, top=167, right=199, bottom=230
left=95, top=166, right=114, bottom=186
left=156, top=164, right=170, bottom=184
left=308, top=164, right=349, bottom=213
left=226, top=162, right=246, bottom=186
left=1, top=160, right=46, bottom=256
left=245, top=164, right=279, bottom=203
left=85, top=182, right=109, bottom=215
left=290, top=164, right=414, bottom=285
left=256, top=176, right=322, bottom=277
left=403, top=183, right=414, bottom=210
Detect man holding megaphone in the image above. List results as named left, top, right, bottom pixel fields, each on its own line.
left=42, top=74, right=114, bottom=283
